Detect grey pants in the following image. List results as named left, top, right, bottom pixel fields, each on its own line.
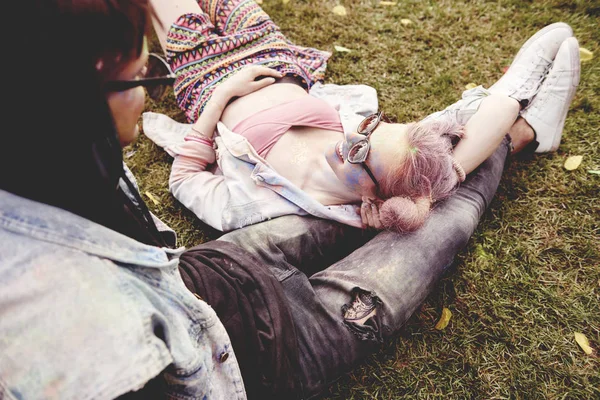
left=218, top=136, right=509, bottom=398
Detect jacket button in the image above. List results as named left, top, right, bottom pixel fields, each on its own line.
left=219, top=352, right=229, bottom=363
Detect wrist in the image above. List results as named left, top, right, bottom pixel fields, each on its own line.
left=211, top=86, right=233, bottom=107
left=189, top=125, right=214, bottom=141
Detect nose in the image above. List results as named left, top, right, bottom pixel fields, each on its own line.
left=345, top=130, right=365, bottom=145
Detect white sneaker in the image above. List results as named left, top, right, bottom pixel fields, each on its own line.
left=489, top=22, right=573, bottom=108
left=521, top=37, right=581, bottom=153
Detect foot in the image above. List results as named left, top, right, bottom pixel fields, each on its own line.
left=521, top=36, right=581, bottom=153
left=489, top=22, right=573, bottom=108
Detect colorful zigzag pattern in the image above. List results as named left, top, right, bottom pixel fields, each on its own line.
left=166, top=0, right=331, bottom=122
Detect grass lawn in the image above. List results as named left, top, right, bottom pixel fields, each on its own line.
left=128, top=0, right=599, bottom=398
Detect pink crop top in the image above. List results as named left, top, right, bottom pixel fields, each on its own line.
left=232, top=95, right=344, bottom=157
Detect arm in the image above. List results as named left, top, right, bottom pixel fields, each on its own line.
left=170, top=66, right=283, bottom=230
left=452, top=94, right=519, bottom=174
left=188, top=65, right=285, bottom=141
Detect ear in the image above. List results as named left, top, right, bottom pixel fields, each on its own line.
left=95, top=59, right=104, bottom=71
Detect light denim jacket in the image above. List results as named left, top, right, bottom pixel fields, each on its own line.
left=143, top=82, right=380, bottom=232
left=0, top=184, right=246, bottom=399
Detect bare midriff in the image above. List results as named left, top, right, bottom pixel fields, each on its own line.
left=219, top=77, right=356, bottom=205
left=220, top=77, right=308, bottom=128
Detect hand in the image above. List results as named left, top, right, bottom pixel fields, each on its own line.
left=216, top=66, right=283, bottom=100
left=360, top=197, right=384, bottom=230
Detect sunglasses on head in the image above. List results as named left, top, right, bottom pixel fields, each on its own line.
left=346, top=111, right=390, bottom=190
left=105, top=53, right=175, bottom=102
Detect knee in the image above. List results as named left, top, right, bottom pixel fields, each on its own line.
left=341, top=287, right=384, bottom=343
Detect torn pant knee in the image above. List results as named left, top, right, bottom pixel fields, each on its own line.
left=341, top=287, right=383, bottom=343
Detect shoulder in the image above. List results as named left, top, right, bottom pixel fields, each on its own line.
left=0, top=192, right=244, bottom=399
left=0, top=232, right=173, bottom=400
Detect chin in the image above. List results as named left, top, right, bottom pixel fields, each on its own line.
left=324, top=150, right=340, bottom=172
left=118, top=125, right=140, bottom=147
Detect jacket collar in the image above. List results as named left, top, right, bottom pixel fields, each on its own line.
left=0, top=189, right=182, bottom=267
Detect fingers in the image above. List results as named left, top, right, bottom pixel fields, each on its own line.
left=252, top=76, right=277, bottom=91
left=370, top=203, right=383, bottom=229
left=250, top=66, right=283, bottom=79
left=361, top=202, right=368, bottom=227
left=242, top=65, right=283, bottom=92
left=361, top=201, right=383, bottom=230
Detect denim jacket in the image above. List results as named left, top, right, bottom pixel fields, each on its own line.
left=0, top=185, right=246, bottom=399
left=142, top=82, right=380, bottom=232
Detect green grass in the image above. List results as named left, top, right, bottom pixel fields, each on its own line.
left=128, top=0, right=600, bottom=398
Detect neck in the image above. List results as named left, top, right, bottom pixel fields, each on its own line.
left=308, top=159, right=363, bottom=205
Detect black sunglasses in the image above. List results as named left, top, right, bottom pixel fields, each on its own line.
left=105, top=53, right=175, bottom=101
left=346, top=111, right=389, bottom=190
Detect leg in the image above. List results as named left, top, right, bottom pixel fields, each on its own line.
left=508, top=117, right=536, bottom=154
left=504, top=35, right=580, bottom=155
left=219, top=138, right=510, bottom=398
left=150, top=0, right=279, bottom=122
left=218, top=217, right=374, bottom=282
left=149, top=0, right=202, bottom=52
left=304, top=139, right=510, bottom=397
left=150, top=0, right=329, bottom=122
left=150, top=0, right=272, bottom=52
left=203, top=218, right=372, bottom=398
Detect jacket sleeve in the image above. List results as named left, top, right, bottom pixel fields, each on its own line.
left=169, top=139, right=230, bottom=231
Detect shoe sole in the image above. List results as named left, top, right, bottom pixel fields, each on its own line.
left=546, top=37, right=580, bottom=152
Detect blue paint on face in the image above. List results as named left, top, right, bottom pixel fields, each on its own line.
left=325, top=122, right=408, bottom=199
left=324, top=129, right=377, bottom=197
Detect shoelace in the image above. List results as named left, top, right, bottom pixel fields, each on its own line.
left=345, top=293, right=376, bottom=320
left=520, top=57, right=554, bottom=93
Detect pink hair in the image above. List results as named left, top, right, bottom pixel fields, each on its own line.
left=378, top=119, right=465, bottom=233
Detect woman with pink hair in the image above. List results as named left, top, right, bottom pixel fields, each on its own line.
left=146, top=0, right=577, bottom=234
left=0, top=0, right=581, bottom=398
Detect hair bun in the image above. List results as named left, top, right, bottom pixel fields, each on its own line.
left=380, top=196, right=431, bottom=233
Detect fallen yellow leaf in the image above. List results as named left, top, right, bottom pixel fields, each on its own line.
left=465, top=82, right=478, bottom=90
left=574, top=332, right=594, bottom=355
left=380, top=1, right=397, bottom=5
left=332, top=5, right=347, bottom=16
left=145, top=191, right=160, bottom=206
left=435, top=308, right=452, bottom=330
left=579, top=47, right=593, bottom=62
left=256, top=0, right=262, bottom=3
left=334, top=45, right=352, bottom=53
left=400, top=18, right=413, bottom=26
left=282, top=0, right=290, bottom=4
left=564, top=155, right=583, bottom=171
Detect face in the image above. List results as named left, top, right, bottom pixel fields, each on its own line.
left=325, top=122, right=409, bottom=199
left=104, top=45, right=149, bottom=147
